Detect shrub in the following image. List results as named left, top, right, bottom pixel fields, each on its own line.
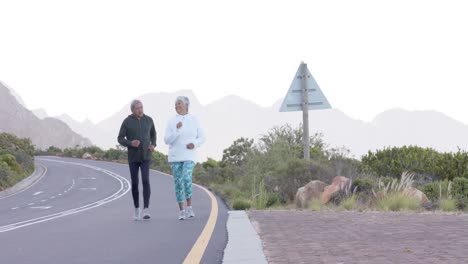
left=352, top=178, right=374, bottom=196
left=0, top=133, right=35, bottom=189
left=452, top=177, right=468, bottom=209
left=232, top=199, right=251, bottom=210
left=422, top=180, right=451, bottom=202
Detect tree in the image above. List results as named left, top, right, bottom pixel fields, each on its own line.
left=221, top=137, right=254, bottom=167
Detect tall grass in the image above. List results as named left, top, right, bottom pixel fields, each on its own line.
left=252, top=180, right=269, bottom=209
left=372, top=172, right=415, bottom=198
left=439, top=199, right=457, bottom=212
left=376, top=193, right=420, bottom=211
left=339, top=195, right=357, bottom=211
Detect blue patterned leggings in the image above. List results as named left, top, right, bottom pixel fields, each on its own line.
left=169, top=161, right=195, bottom=204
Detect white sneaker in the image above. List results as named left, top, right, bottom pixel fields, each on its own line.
left=134, top=208, right=142, bottom=221
left=186, top=206, right=195, bottom=218
left=142, top=208, right=151, bottom=220
left=178, top=209, right=186, bottom=220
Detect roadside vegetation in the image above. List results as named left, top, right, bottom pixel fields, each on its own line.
left=36, top=124, right=468, bottom=213
left=0, top=133, right=35, bottom=190
left=36, top=145, right=171, bottom=174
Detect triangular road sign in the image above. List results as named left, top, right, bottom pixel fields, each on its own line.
left=279, top=63, right=331, bottom=112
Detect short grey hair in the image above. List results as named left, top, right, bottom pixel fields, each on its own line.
left=130, top=99, right=142, bottom=111
left=175, top=96, right=190, bottom=106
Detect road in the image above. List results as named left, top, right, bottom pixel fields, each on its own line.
left=0, top=156, right=228, bottom=264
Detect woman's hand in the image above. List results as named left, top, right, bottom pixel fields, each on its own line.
left=186, top=143, right=195, bottom=149
left=176, top=122, right=183, bottom=129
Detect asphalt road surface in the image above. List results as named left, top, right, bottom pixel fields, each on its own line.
left=0, top=156, right=228, bottom=264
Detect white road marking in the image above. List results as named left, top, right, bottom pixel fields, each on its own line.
left=58, top=193, right=62, bottom=196
left=78, top=188, right=97, bottom=191
left=41, top=200, right=46, bottom=202
left=33, top=191, right=43, bottom=196
left=0, top=159, right=130, bottom=233
left=11, top=207, right=19, bottom=210
left=50, top=196, right=55, bottom=199
left=78, top=177, right=96, bottom=180
left=30, top=206, right=52, bottom=210
left=28, top=203, right=35, bottom=206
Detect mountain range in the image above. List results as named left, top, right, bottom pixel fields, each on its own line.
left=0, top=82, right=92, bottom=149
left=36, top=90, right=468, bottom=161
left=2, top=81, right=467, bottom=161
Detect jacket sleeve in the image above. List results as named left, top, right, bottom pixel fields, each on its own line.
left=164, top=119, right=180, bottom=145
left=150, top=118, right=157, bottom=147
left=117, top=120, right=131, bottom=147
left=193, top=118, right=206, bottom=148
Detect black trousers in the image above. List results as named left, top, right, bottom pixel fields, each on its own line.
left=129, top=160, right=151, bottom=208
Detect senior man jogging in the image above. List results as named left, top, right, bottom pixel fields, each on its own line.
left=118, top=99, right=157, bottom=220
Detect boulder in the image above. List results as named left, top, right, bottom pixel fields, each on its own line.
left=295, top=180, right=327, bottom=208
left=320, top=176, right=350, bottom=204
left=82, top=152, right=93, bottom=159
left=403, top=187, right=430, bottom=204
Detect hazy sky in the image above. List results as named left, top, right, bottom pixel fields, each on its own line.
left=1, top=1, right=467, bottom=124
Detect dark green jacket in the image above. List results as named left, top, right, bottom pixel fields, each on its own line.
left=117, top=114, right=157, bottom=163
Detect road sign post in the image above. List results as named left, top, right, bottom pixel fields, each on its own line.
left=301, top=63, right=310, bottom=160
left=280, top=62, right=332, bottom=160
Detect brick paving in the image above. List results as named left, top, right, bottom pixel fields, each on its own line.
left=248, top=210, right=468, bottom=264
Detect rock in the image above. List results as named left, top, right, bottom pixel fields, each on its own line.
left=295, top=180, right=327, bottom=208
left=403, top=187, right=430, bottom=204
left=320, top=176, right=351, bottom=204
left=82, top=152, right=93, bottom=159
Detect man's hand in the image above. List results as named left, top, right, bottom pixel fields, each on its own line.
left=131, top=140, right=141, bottom=147
left=176, top=122, right=183, bottom=129
left=148, top=145, right=155, bottom=152
left=186, top=143, right=195, bottom=150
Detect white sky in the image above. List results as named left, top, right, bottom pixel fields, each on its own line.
left=1, top=0, right=467, bottom=124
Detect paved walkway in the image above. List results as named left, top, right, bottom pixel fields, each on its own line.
left=248, top=210, right=468, bottom=264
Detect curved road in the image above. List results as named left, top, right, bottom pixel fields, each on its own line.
left=0, top=156, right=228, bottom=264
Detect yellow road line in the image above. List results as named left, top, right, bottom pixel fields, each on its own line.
left=183, top=183, right=219, bottom=264
left=155, top=170, right=219, bottom=264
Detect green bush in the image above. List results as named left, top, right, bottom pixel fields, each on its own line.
left=422, top=180, right=451, bottom=202
left=266, top=192, right=281, bottom=207
left=361, top=146, right=468, bottom=181
left=352, top=178, right=374, bottom=195
left=151, top=151, right=171, bottom=174
left=452, top=177, right=468, bottom=209
left=0, top=133, right=35, bottom=190
left=232, top=199, right=251, bottom=210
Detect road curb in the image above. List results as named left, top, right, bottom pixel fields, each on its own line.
left=223, top=210, right=268, bottom=264
left=0, top=162, right=46, bottom=199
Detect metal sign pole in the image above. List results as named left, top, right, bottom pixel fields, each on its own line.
left=301, top=62, right=310, bottom=160
left=279, top=61, right=331, bottom=161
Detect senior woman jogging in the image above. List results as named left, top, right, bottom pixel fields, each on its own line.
left=164, top=96, right=206, bottom=220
